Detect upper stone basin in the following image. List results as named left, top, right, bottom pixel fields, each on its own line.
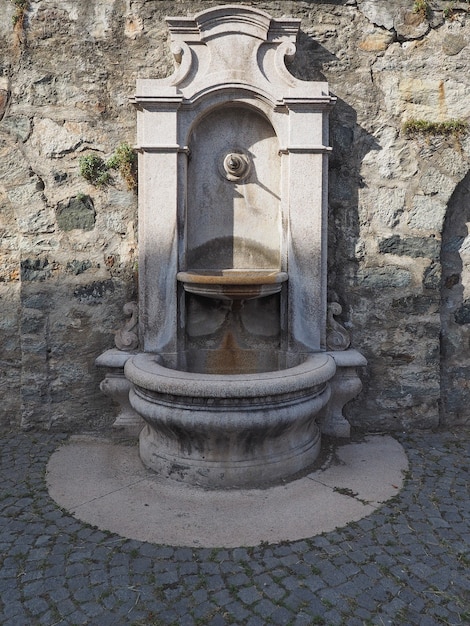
left=177, top=269, right=288, bottom=300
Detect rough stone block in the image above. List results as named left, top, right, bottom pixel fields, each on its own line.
left=56, top=196, right=95, bottom=232
left=378, top=235, right=440, bottom=259
left=356, top=266, right=411, bottom=289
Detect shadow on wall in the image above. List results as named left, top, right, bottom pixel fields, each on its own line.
left=440, top=170, right=470, bottom=426
left=291, top=30, right=380, bottom=362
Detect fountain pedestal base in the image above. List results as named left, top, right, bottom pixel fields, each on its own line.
left=125, top=352, right=336, bottom=489
left=318, top=349, right=367, bottom=438
left=96, top=349, right=144, bottom=436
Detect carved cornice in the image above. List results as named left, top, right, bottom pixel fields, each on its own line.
left=167, top=5, right=299, bottom=43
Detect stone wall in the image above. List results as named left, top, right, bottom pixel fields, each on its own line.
left=0, top=0, right=469, bottom=432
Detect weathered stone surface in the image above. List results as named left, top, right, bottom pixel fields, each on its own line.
left=359, top=31, right=395, bottom=52
left=423, top=261, right=441, bottom=290
left=365, top=187, right=406, bottom=228
left=29, top=119, right=94, bottom=158
left=125, top=14, right=144, bottom=39
left=408, top=196, right=447, bottom=232
left=361, top=127, right=417, bottom=181
left=378, top=235, right=440, bottom=259
left=0, top=283, right=21, bottom=429
left=442, top=33, right=467, bottom=56
left=20, top=258, right=53, bottom=282
left=56, top=195, right=95, bottom=232
left=454, top=301, right=470, bottom=324
left=391, top=294, right=440, bottom=315
left=0, top=0, right=469, bottom=432
left=394, top=8, right=430, bottom=41
left=1, top=115, right=32, bottom=141
left=0, top=78, right=9, bottom=121
left=356, top=267, right=412, bottom=289
left=357, top=0, right=400, bottom=31
left=66, top=259, right=92, bottom=275
left=419, top=167, right=456, bottom=200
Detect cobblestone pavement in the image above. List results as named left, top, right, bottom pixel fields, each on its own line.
left=0, top=430, right=469, bottom=626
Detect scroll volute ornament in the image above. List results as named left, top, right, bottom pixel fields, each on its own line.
left=114, top=302, right=139, bottom=351
left=326, top=302, right=351, bottom=351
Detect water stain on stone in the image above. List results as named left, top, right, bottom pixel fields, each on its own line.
left=209, top=329, right=258, bottom=375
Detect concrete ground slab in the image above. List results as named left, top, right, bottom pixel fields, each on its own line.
left=308, top=436, right=407, bottom=506
left=46, top=434, right=407, bottom=548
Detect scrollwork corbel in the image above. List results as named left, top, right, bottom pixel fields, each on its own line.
left=326, top=302, right=351, bottom=351
left=114, top=302, right=139, bottom=351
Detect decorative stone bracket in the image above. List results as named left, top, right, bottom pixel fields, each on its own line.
left=326, top=302, right=351, bottom=351
left=96, top=348, right=143, bottom=435
left=318, top=349, right=367, bottom=438
left=95, top=302, right=143, bottom=436
left=114, top=301, right=139, bottom=351
left=320, top=302, right=366, bottom=437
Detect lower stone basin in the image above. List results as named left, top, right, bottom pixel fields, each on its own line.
left=124, top=352, right=336, bottom=488
left=177, top=269, right=288, bottom=300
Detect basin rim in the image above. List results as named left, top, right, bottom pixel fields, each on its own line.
left=125, top=352, right=336, bottom=399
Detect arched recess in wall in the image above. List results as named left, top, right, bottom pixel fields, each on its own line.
left=440, top=170, right=470, bottom=426
left=185, top=105, right=281, bottom=270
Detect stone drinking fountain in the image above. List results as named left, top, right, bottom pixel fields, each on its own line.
left=97, top=5, right=366, bottom=489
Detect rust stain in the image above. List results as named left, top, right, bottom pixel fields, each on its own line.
left=221, top=284, right=261, bottom=300
left=209, top=330, right=258, bottom=375
left=438, top=80, right=447, bottom=118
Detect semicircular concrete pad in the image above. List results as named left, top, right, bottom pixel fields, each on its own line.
left=46, top=435, right=408, bottom=548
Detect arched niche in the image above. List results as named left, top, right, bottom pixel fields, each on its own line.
left=185, top=104, right=281, bottom=270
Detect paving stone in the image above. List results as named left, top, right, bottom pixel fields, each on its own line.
left=81, top=601, right=107, bottom=617
left=208, top=614, right=228, bottom=626
left=260, top=581, right=286, bottom=602
left=225, top=600, right=251, bottom=621
left=355, top=605, right=374, bottom=620
left=3, top=614, right=31, bottom=626
left=22, top=579, right=48, bottom=598
left=65, top=609, right=91, bottom=624
left=293, top=612, right=318, bottom=626
left=356, top=590, right=381, bottom=612
left=368, top=583, right=392, bottom=604
left=345, top=618, right=366, bottom=626
left=318, top=587, right=355, bottom=614
left=238, top=585, right=262, bottom=605
left=318, top=561, right=348, bottom=586
left=155, top=569, right=179, bottom=585
left=1, top=600, right=27, bottom=620
left=23, top=595, right=50, bottom=615
left=419, top=616, right=441, bottom=626
left=270, top=604, right=297, bottom=624
left=205, top=574, right=226, bottom=591
left=56, top=597, right=78, bottom=617
left=226, top=571, right=251, bottom=587
left=253, top=597, right=277, bottom=618
left=0, top=431, right=469, bottom=625
left=323, top=609, right=344, bottom=625
left=287, top=584, right=322, bottom=606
